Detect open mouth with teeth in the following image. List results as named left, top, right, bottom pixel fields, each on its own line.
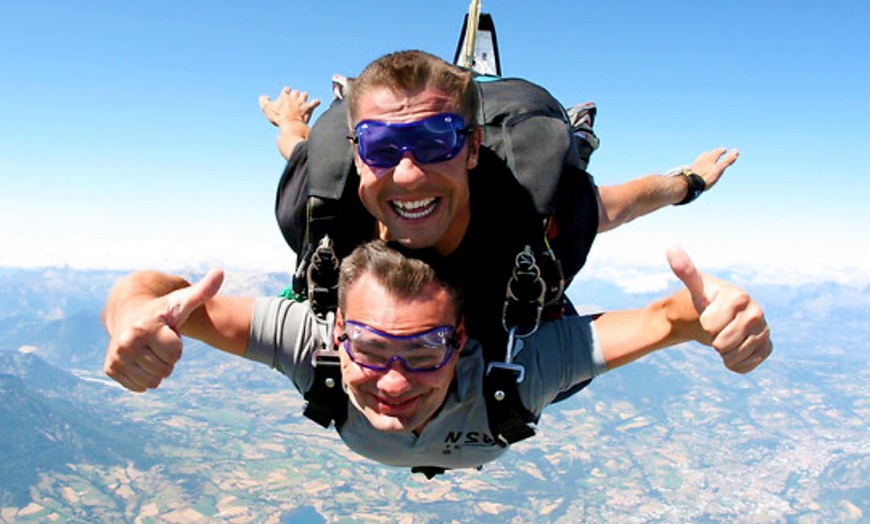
left=391, top=197, right=439, bottom=219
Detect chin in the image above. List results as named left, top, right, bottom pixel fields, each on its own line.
left=364, top=411, right=418, bottom=433
left=393, top=232, right=440, bottom=250
left=387, top=218, right=446, bottom=249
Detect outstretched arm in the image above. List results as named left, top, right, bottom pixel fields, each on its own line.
left=596, top=148, right=739, bottom=233
left=593, top=246, right=772, bottom=373
left=258, top=87, right=321, bottom=160
left=102, top=269, right=254, bottom=392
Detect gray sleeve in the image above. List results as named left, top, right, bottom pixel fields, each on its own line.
left=246, top=296, right=325, bottom=393
left=514, top=314, right=607, bottom=415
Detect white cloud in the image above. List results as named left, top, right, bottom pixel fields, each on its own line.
left=580, top=214, right=870, bottom=291
left=0, top=232, right=294, bottom=274
left=3, top=205, right=867, bottom=293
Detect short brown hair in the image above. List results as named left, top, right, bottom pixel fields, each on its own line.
left=338, top=240, right=464, bottom=323
left=346, top=50, right=479, bottom=128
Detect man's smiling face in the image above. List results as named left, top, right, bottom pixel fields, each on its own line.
left=352, top=86, right=479, bottom=256
left=335, top=273, right=464, bottom=434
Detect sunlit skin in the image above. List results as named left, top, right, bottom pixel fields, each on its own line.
left=351, top=87, right=481, bottom=255
left=334, top=274, right=467, bottom=434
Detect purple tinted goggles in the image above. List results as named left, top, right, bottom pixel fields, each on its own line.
left=339, top=320, right=459, bottom=373
left=351, top=113, right=469, bottom=168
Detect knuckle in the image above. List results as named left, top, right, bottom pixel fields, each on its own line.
left=732, top=290, right=752, bottom=310
left=114, top=324, right=149, bottom=351
left=161, top=341, right=184, bottom=364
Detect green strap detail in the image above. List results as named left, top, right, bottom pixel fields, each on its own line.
left=278, top=285, right=305, bottom=302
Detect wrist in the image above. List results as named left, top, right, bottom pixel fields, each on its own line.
left=279, top=119, right=310, bottom=140
left=279, top=118, right=309, bottom=129
left=664, top=289, right=707, bottom=344
left=669, top=167, right=706, bottom=206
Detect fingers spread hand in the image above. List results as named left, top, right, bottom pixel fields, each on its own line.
left=691, top=147, right=739, bottom=190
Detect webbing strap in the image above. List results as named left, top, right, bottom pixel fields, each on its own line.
left=501, top=247, right=545, bottom=338
left=307, top=236, right=339, bottom=317
left=302, top=346, right=347, bottom=429
left=481, top=246, right=548, bottom=446
left=484, top=363, right=537, bottom=444
left=292, top=196, right=339, bottom=300
left=541, top=218, right=566, bottom=306
left=301, top=312, right=347, bottom=429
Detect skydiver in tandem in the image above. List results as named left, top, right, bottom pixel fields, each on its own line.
left=103, top=240, right=771, bottom=476
left=255, top=49, right=740, bottom=364
left=103, top=46, right=772, bottom=477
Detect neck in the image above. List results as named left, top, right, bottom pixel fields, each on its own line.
left=433, top=216, right=468, bottom=256
left=434, top=201, right=472, bottom=255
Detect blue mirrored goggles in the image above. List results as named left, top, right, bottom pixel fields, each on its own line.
left=350, top=113, right=470, bottom=168
left=339, top=320, right=460, bottom=373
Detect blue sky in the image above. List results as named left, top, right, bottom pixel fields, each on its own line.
left=1, top=0, right=868, bottom=289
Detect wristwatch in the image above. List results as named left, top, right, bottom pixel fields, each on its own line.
left=672, top=167, right=706, bottom=206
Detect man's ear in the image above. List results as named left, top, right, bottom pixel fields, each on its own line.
left=333, top=308, right=345, bottom=347
left=350, top=140, right=365, bottom=172
left=466, top=128, right=482, bottom=170
left=455, top=315, right=468, bottom=350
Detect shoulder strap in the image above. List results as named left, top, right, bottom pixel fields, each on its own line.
left=280, top=99, right=374, bottom=300
left=302, top=349, right=347, bottom=429
left=410, top=362, right=538, bottom=480
left=484, top=362, right=538, bottom=444
left=301, top=311, right=348, bottom=429
left=307, top=100, right=354, bottom=200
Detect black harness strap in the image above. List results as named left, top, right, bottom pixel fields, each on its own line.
left=485, top=353, right=537, bottom=444
left=293, top=196, right=342, bottom=301
left=306, top=235, right=339, bottom=316
left=501, top=247, right=545, bottom=338
left=481, top=246, right=547, bottom=446
left=302, top=343, right=347, bottom=429
left=300, top=236, right=348, bottom=429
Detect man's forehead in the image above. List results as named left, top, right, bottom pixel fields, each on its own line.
left=353, top=87, right=460, bottom=123
left=343, top=275, right=456, bottom=331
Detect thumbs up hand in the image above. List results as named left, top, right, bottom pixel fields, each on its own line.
left=103, top=269, right=224, bottom=392
left=667, top=246, right=773, bottom=373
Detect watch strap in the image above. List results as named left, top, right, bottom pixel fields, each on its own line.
left=673, top=168, right=706, bottom=206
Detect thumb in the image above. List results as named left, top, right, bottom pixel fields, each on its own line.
left=667, top=246, right=710, bottom=312
left=161, top=269, right=224, bottom=331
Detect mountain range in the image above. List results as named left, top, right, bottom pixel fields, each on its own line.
left=0, top=266, right=867, bottom=522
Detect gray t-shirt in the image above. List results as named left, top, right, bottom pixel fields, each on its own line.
left=246, top=297, right=607, bottom=470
